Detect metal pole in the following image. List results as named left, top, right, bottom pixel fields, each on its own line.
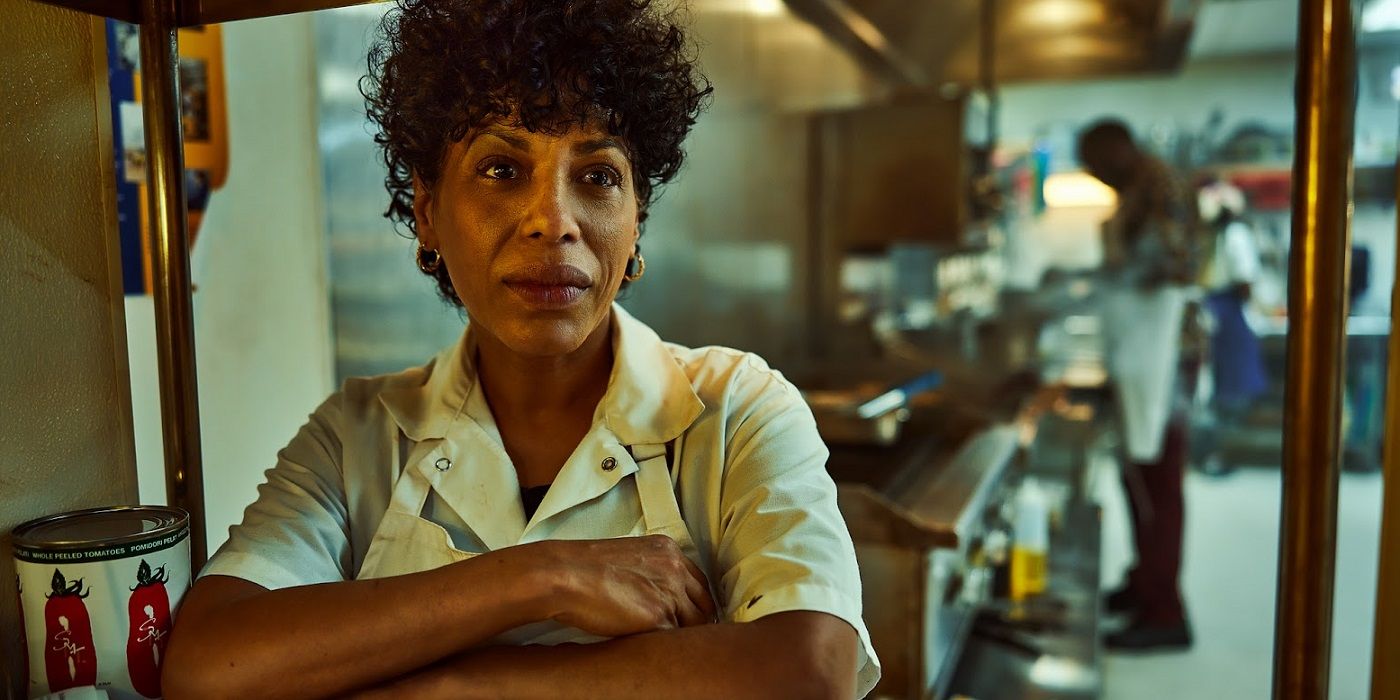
left=1369, top=158, right=1400, bottom=700
left=139, top=0, right=207, bottom=568
left=1272, top=0, right=1355, bottom=696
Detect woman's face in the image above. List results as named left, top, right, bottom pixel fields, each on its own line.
left=415, top=120, right=641, bottom=357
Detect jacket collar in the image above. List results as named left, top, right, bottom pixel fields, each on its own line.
left=379, top=304, right=704, bottom=447
left=377, top=324, right=476, bottom=443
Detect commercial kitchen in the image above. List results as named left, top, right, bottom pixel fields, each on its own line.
left=2, top=0, right=1396, bottom=698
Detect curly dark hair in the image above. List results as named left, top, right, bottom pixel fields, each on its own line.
left=362, top=0, right=713, bottom=306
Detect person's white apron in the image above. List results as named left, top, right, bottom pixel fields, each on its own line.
left=1101, top=285, right=1188, bottom=463
left=355, top=430, right=696, bottom=646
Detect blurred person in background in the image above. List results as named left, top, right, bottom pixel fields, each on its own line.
left=1191, top=180, right=1268, bottom=477
left=1077, top=119, right=1198, bottom=652
left=1343, top=243, right=1383, bottom=472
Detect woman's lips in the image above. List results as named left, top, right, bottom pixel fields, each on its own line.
left=504, top=282, right=588, bottom=308
left=502, top=264, right=591, bottom=309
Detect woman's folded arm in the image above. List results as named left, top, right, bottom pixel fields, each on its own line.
left=162, top=546, right=556, bottom=700
left=163, top=535, right=717, bottom=700
left=352, top=610, right=858, bottom=700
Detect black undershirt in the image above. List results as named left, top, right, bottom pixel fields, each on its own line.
left=521, top=484, right=551, bottom=520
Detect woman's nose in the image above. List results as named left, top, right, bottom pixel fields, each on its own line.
left=517, top=174, right=581, bottom=243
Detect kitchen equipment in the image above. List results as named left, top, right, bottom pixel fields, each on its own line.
left=804, top=370, right=944, bottom=446
left=833, top=418, right=1023, bottom=700
left=13, top=506, right=191, bottom=699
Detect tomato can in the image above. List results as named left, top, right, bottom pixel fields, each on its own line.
left=13, top=506, right=190, bottom=700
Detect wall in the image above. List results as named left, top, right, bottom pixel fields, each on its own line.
left=1000, top=47, right=1400, bottom=165
left=312, top=4, right=468, bottom=381
left=127, top=12, right=336, bottom=556
left=0, top=1, right=140, bottom=694
left=998, top=53, right=1297, bottom=155
left=618, top=3, right=885, bottom=367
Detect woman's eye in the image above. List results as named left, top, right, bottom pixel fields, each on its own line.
left=480, top=161, right=518, bottom=180
left=583, top=167, right=620, bottom=188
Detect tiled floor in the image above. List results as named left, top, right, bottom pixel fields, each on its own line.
left=1096, top=465, right=1384, bottom=700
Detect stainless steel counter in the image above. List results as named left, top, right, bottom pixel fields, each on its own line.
left=945, top=387, right=1113, bottom=700
left=830, top=402, right=1024, bottom=700
left=948, top=502, right=1104, bottom=700
left=827, top=380, right=1108, bottom=700
left=836, top=424, right=1020, bottom=552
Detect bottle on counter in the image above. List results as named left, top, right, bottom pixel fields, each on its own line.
left=982, top=528, right=1012, bottom=600
left=1011, top=477, right=1050, bottom=601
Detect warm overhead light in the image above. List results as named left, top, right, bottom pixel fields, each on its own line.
left=705, top=0, right=787, bottom=16
left=1043, top=172, right=1118, bottom=208
left=1017, top=0, right=1109, bottom=28
left=1036, top=35, right=1130, bottom=62
left=747, top=0, right=786, bottom=16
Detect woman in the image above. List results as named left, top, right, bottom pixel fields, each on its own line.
left=161, top=1, right=879, bottom=698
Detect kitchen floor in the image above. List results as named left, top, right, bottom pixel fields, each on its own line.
left=1096, top=462, right=1384, bottom=700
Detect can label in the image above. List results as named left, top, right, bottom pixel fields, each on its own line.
left=16, top=528, right=190, bottom=699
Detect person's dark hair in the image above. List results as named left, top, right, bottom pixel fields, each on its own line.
left=362, top=0, right=713, bottom=305
left=1075, top=118, right=1135, bottom=163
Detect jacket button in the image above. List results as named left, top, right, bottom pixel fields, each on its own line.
left=434, top=457, right=452, bottom=472
left=601, top=457, right=617, bottom=472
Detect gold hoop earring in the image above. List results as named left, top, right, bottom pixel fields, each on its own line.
left=416, top=244, right=441, bottom=274
left=623, top=250, right=646, bottom=282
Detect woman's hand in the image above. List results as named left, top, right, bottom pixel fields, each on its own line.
left=537, top=535, right=717, bottom=638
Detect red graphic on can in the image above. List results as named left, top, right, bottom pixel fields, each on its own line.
left=44, top=570, right=96, bottom=691
left=127, top=560, right=172, bottom=698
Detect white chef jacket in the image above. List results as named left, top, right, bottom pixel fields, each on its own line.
left=1206, top=220, right=1261, bottom=288
left=201, top=304, right=880, bottom=697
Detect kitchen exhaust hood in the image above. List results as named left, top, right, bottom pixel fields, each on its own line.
left=783, top=0, right=1199, bottom=87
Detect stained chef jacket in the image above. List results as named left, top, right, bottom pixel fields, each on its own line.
left=201, top=304, right=880, bottom=697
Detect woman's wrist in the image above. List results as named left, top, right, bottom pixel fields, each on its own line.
left=489, top=540, right=575, bottom=625
left=346, top=658, right=467, bottom=700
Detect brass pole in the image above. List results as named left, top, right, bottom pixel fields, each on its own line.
left=139, top=0, right=207, bottom=567
left=1369, top=158, right=1400, bottom=699
left=1272, top=0, right=1355, bottom=696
